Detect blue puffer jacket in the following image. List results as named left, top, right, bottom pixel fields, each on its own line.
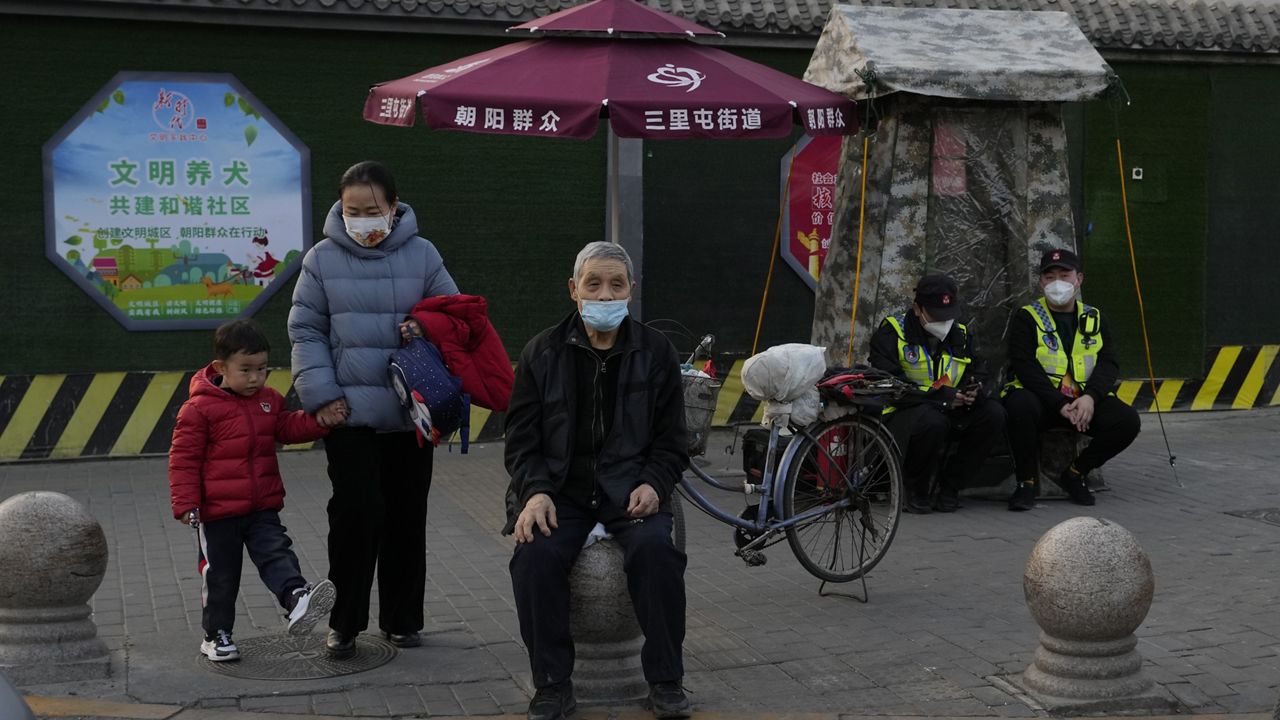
left=289, top=201, right=458, bottom=431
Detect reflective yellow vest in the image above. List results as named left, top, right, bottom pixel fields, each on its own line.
left=1004, top=298, right=1103, bottom=395
left=883, top=313, right=970, bottom=414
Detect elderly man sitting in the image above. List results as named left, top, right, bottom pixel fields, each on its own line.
left=503, top=242, right=691, bottom=720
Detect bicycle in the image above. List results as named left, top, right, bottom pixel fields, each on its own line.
left=654, top=324, right=909, bottom=600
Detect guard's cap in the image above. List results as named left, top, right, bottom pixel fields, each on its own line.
left=914, top=274, right=961, bottom=321
left=1039, top=248, right=1082, bottom=273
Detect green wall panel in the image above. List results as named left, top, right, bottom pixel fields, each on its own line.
left=1206, top=67, right=1280, bottom=346
left=1082, top=64, right=1208, bottom=378
left=0, top=14, right=604, bottom=373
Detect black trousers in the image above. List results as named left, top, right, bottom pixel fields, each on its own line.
left=1003, top=389, right=1141, bottom=481
left=324, top=428, right=433, bottom=636
left=510, top=495, right=686, bottom=689
left=198, top=509, right=306, bottom=635
left=884, top=398, right=1007, bottom=497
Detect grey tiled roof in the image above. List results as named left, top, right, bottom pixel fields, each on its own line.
left=27, top=0, right=1280, bottom=53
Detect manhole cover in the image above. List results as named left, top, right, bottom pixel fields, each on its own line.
left=202, top=634, right=397, bottom=679
left=1225, top=508, right=1280, bottom=527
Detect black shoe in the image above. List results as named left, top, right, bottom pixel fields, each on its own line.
left=1054, top=468, right=1096, bottom=506
left=648, top=682, right=692, bottom=719
left=933, top=486, right=961, bottom=513
left=902, top=492, right=933, bottom=514
left=326, top=629, right=356, bottom=658
left=382, top=631, right=422, bottom=648
left=1008, top=481, right=1036, bottom=512
left=527, top=680, right=576, bottom=720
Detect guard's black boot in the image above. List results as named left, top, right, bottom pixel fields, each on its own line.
left=648, top=681, right=692, bottom=719
left=903, top=491, right=933, bottom=514
left=933, top=485, right=961, bottom=513
left=1054, top=465, right=1096, bottom=506
left=527, top=679, right=576, bottom=720
left=1008, top=480, right=1036, bottom=512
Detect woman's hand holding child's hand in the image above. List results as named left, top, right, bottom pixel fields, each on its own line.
left=317, top=398, right=349, bottom=428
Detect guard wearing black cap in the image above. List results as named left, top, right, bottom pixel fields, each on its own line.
left=1002, top=248, right=1141, bottom=511
left=868, top=274, right=1006, bottom=514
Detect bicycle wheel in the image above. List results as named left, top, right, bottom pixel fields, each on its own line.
left=781, top=415, right=903, bottom=583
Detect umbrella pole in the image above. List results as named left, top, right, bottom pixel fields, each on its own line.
left=608, top=124, right=621, bottom=244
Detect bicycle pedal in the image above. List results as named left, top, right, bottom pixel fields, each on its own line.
left=738, top=549, right=767, bottom=567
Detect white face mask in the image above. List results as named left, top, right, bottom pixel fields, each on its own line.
left=924, top=318, right=954, bottom=341
left=343, top=214, right=392, bottom=247
left=1044, top=280, right=1077, bottom=307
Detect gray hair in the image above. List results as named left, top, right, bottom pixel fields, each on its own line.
left=572, top=241, right=634, bottom=283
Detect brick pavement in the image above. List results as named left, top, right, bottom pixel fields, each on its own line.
left=2, top=409, right=1278, bottom=718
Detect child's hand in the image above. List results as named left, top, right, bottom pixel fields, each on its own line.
left=399, top=319, right=424, bottom=343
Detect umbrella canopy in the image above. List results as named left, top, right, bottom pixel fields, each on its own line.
left=508, top=0, right=723, bottom=37
left=364, top=38, right=858, bottom=140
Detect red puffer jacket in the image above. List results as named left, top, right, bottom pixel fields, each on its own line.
left=408, top=294, right=514, bottom=412
left=169, top=365, right=327, bottom=522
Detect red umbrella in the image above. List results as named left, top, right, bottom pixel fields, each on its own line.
left=507, top=0, right=723, bottom=37
left=363, top=38, right=857, bottom=140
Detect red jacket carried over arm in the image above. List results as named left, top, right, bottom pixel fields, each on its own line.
left=408, top=294, right=514, bottom=412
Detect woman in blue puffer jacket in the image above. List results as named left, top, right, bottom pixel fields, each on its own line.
left=288, top=161, right=457, bottom=657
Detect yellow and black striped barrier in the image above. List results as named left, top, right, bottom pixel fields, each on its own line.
left=0, top=369, right=505, bottom=462
left=1, top=344, right=1277, bottom=462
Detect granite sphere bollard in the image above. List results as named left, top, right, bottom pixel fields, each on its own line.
left=568, top=538, right=648, bottom=703
left=1021, top=516, right=1163, bottom=710
left=0, top=491, right=110, bottom=685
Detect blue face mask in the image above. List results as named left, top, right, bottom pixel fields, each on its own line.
left=580, top=299, right=629, bottom=332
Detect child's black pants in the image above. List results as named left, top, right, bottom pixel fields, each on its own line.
left=197, top=509, right=307, bottom=635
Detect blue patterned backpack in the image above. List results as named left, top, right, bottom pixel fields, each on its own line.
left=388, top=337, right=470, bottom=452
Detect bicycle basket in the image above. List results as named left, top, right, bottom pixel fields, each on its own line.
left=681, top=372, right=722, bottom=456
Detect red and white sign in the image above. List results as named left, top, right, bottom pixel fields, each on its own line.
left=779, top=135, right=842, bottom=292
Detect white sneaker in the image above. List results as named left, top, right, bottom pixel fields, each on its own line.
left=286, top=579, right=336, bottom=636
left=200, top=630, right=240, bottom=661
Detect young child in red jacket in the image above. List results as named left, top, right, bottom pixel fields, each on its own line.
left=169, top=319, right=343, bottom=662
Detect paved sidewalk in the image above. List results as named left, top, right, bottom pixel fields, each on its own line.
left=2, top=409, right=1278, bottom=718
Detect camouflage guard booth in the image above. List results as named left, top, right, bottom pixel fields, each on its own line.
left=804, top=6, right=1115, bottom=373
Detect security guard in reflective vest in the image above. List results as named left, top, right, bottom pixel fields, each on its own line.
left=1003, top=249, right=1141, bottom=511
left=869, top=274, right=1006, bottom=514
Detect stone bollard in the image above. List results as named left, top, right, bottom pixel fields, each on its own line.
left=0, top=492, right=110, bottom=685
left=568, top=538, right=647, bottom=704
left=1020, top=516, right=1173, bottom=711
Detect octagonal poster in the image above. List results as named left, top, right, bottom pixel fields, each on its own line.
left=43, top=72, right=311, bottom=330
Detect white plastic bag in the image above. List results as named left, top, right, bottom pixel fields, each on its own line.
left=582, top=522, right=611, bottom=549
left=742, top=344, right=827, bottom=427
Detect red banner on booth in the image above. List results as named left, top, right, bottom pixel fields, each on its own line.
left=780, top=135, right=841, bottom=292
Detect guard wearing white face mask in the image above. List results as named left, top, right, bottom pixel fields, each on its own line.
left=1002, top=248, right=1141, bottom=512
left=869, top=274, right=1007, bottom=514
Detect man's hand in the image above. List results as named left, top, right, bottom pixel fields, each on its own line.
left=627, top=484, right=660, bottom=518
left=1066, top=394, right=1095, bottom=432
left=515, top=493, right=557, bottom=543
left=179, top=509, right=199, bottom=527
left=1059, top=402, right=1078, bottom=425
left=317, top=398, right=349, bottom=428
left=953, top=388, right=978, bottom=408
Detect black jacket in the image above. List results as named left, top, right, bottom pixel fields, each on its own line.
left=502, top=312, right=689, bottom=534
